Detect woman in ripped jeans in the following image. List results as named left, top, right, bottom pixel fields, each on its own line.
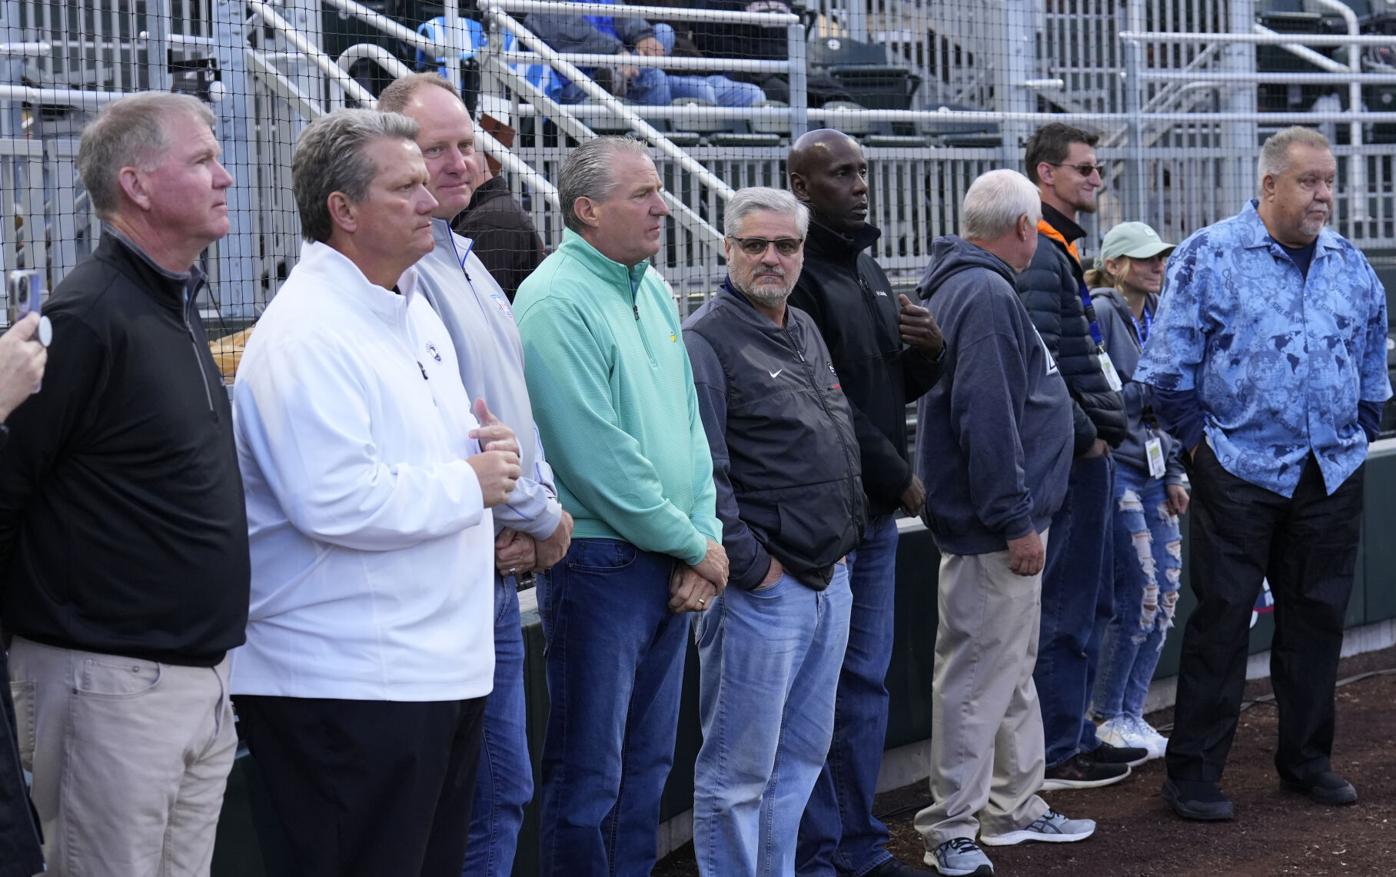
left=1085, top=222, right=1191, bottom=759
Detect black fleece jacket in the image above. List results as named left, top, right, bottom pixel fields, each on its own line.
left=0, top=234, right=250, bottom=666
left=1015, top=205, right=1127, bottom=454
left=790, top=221, right=942, bottom=517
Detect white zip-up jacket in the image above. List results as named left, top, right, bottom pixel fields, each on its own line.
left=230, top=242, right=494, bottom=701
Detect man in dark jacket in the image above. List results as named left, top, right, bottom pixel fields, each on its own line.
left=0, top=92, right=250, bottom=875
left=685, top=185, right=863, bottom=875
left=913, top=167, right=1093, bottom=877
left=451, top=151, right=547, bottom=301
left=1018, top=123, right=1140, bottom=792
left=788, top=128, right=944, bottom=877
left=0, top=313, right=48, bottom=877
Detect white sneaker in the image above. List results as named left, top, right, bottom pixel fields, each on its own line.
left=1094, top=720, right=1161, bottom=759
left=1127, top=715, right=1168, bottom=760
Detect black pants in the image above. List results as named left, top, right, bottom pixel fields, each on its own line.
left=1166, top=444, right=1363, bottom=786
left=235, top=694, right=486, bottom=877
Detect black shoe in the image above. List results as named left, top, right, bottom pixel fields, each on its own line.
left=1280, top=770, right=1358, bottom=806
left=1042, top=753, right=1130, bottom=791
left=1161, top=777, right=1235, bottom=821
left=868, top=857, right=936, bottom=876
left=1089, top=741, right=1149, bottom=768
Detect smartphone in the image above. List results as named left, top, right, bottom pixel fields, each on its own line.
left=7, top=270, right=43, bottom=326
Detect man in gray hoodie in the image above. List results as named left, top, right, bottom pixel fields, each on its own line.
left=911, top=170, right=1088, bottom=877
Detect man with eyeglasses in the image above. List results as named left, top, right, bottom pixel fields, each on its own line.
left=683, top=186, right=863, bottom=875
left=1137, top=126, right=1389, bottom=821
left=787, top=129, right=944, bottom=877
left=1019, top=122, right=1137, bottom=796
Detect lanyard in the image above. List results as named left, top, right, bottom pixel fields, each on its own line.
left=1076, top=279, right=1106, bottom=348
left=1130, top=301, right=1153, bottom=346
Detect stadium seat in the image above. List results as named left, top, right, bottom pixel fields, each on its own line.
left=807, top=35, right=921, bottom=111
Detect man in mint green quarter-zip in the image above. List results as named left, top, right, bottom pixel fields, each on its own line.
left=514, top=136, right=727, bottom=877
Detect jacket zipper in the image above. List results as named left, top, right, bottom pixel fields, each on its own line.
left=857, top=272, right=897, bottom=351
left=785, top=322, right=862, bottom=495
left=632, top=276, right=658, bottom=367
left=183, top=287, right=218, bottom=421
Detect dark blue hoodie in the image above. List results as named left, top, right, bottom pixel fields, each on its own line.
left=914, top=236, right=1074, bottom=556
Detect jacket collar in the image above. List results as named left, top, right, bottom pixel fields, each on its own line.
left=295, top=240, right=422, bottom=323
left=1040, top=203, right=1087, bottom=243
left=1236, top=199, right=1343, bottom=256
left=805, top=219, right=881, bottom=261
left=97, top=228, right=203, bottom=310
left=719, top=276, right=790, bottom=329
left=559, top=229, right=652, bottom=295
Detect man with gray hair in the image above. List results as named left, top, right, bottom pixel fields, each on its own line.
left=683, top=186, right=863, bottom=874
left=0, top=90, right=248, bottom=876
left=1137, top=126, right=1391, bottom=821
left=230, top=107, right=521, bottom=874
left=514, top=136, right=726, bottom=876
left=913, top=169, right=1092, bottom=876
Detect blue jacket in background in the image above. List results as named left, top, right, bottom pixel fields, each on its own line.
left=914, top=236, right=1074, bottom=556
left=1091, top=287, right=1186, bottom=487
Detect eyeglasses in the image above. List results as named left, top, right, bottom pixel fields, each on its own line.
left=727, top=235, right=803, bottom=257
left=1050, top=162, right=1107, bottom=178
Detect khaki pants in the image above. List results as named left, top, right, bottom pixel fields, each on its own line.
left=914, top=531, right=1051, bottom=846
left=8, top=637, right=236, bottom=877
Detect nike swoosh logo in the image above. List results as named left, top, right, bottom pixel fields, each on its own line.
left=769, top=369, right=783, bottom=379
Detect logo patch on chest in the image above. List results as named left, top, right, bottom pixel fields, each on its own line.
left=426, top=341, right=443, bottom=363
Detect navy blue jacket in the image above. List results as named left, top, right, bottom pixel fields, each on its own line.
left=915, top=236, right=1074, bottom=555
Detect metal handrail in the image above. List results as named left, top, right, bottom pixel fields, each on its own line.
left=482, top=5, right=736, bottom=202
left=1120, top=31, right=1396, bottom=46
left=485, top=0, right=799, bottom=26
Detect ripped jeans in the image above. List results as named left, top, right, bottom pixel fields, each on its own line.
left=1092, top=462, right=1182, bottom=721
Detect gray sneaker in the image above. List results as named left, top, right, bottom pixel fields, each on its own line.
left=979, top=808, right=1096, bottom=846
left=925, top=837, right=994, bottom=876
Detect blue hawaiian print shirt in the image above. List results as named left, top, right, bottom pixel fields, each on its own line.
left=1136, top=200, right=1392, bottom=497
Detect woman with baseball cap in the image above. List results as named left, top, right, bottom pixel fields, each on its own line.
left=1083, top=221, right=1190, bottom=760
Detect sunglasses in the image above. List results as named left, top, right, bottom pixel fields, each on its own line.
left=1050, top=162, right=1107, bottom=178
left=727, top=235, right=804, bottom=257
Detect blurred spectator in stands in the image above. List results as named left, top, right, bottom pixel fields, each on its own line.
left=514, top=136, right=726, bottom=876
left=788, top=129, right=944, bottom=877
left=684, top=186, right=861, bottom=875
left=379, top=73, right=573, bottom=877
left=1083, top=222, right=1187, bottom=763
left=531, top=0, right=763, bottom=107
left=0, top=311, right=47, bottom=877
left=452, top=150, right=548, bottom=301
left=913, top=167, right=1093, bottom=877
left=1019, top=123, right=1140, bottom=793
left=230, top=108, right=520, bottom=875
left=1138, top=126, right=1391, bottom=821
left=691, top=1, right=854, bottom=107
left=0, top=91, right=249, bottom=876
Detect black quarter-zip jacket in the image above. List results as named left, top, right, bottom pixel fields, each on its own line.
left=789, top=220, right=942, bottom=517
left=0, top=233, right=250, bottom=666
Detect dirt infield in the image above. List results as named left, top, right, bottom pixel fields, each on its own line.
left=656, top=644, right=1396, bottom=876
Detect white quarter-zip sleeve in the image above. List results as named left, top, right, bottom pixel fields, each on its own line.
left=234, top=335, right=486, bottom=551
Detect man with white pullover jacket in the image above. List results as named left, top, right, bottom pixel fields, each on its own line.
left=377, top=73, right=575, bottom=877
left=911, top=170, right=1091, bottom=877
left=230, top=108, right=522, bottom=877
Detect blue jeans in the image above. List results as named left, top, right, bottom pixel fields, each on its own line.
left=1092, top=466, right=1182, bottom=721
left=653, top=23, right=766, bottom=108
left=1034, top=453, right=1114, bottom=767
left=694, top=566, right=852, bottom=877
left=797, top=515, right=899, bottom=877
left=536, top=539, right=687, bottom=877
left=463, top=575, right=535, bottom=877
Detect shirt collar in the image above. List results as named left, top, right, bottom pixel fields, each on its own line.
left=1039, top=203, right=1087, bottom=243
left=1237, top=199, right=1343, bottom=254
left=101, top=223, right=205, bottom=302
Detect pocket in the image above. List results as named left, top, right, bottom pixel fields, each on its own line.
left=75, top=656, right=162, bottom=699
left=566, top=539, right=639, bottom=573
left=748, top=574, right=791, bottom=598
left=9, top=680, right=36, bottom=767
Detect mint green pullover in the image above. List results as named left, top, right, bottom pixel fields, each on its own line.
left=514, top=231, right=720, bottom=565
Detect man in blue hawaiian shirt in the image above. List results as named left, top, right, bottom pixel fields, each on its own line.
left=1136, top=126, right=1391, bottom=822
